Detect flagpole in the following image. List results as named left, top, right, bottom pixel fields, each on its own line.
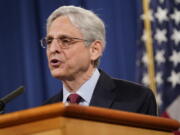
left=142, top=0, right=157, bottom=93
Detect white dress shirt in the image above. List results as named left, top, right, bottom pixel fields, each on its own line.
left=63, top=68, right=100, bottom=106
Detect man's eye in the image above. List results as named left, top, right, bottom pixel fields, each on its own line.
left=47, top=39, right=52, bottom=44
left=61, top=38, right=72, bottom=44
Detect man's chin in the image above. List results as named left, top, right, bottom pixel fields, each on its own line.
left=51, top=71, right=74, bottom=81
left=51, top=70, right=65, bottom=79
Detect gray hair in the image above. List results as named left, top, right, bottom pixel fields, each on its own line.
left=46, top=6, right=106, bottom=66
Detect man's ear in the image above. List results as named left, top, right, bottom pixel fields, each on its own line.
left=89, top=40, right=104, bottom=61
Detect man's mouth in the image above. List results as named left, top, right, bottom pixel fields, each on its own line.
left=50, top=58, right=61, bottom=67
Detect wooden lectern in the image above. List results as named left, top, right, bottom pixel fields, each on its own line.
left=0, top=103, right=179, bottom=135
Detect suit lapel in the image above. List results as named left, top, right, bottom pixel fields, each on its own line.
left=90, top=70, right=117, bottom=108
left=59, top=89, right=63, bottom=102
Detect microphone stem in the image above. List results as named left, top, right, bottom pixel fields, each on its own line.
left=0, top=100, right=5, bottom=113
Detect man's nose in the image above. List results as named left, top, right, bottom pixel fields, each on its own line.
left=48, top=39, right=61, bottom=53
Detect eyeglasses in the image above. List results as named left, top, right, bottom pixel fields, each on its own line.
left=40, top=35, right=92, bottom=49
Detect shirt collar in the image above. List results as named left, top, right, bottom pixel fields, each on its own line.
left=63, top=68, right=100, bottom=105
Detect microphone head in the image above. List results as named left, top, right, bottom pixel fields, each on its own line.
left=0, top=86, right=25, bottom=112
left=1, top=86, right=25, bottom=104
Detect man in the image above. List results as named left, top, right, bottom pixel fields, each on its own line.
left=41, top=5, right=157, bottom=115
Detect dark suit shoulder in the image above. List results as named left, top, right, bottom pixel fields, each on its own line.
left=111, top=78, right=157, bottom=115
left=113, top=78, right=151, bottom=96
left=43, top=91, right=62, bottom=105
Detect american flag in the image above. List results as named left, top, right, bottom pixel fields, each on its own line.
left=136, top=0, right=180, bottom=134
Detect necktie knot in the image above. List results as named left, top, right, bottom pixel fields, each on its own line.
left=67, top=93, right=82, bottom=104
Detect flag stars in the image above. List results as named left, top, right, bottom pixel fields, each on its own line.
left=155, top=50, right=165, bottom=65
left=171, top=9, right=180, bottom=25
left=174, top=0, right=180, bottom=4
left=141, top=9, right=154, bottom=21
left=142, top=73, right=149, bottom=86
left=155, top=7, right=168, bottom=24
left=167, top=71, right=180, bottom=88
left=156, top=93, right=162, bottom=107
left=142, top=53, right=148, bottom=66
left=171, top=29, right=180, bottom=45
left=156, top=72, right=163, bottom=86
left=169, top=50, right=180, bottom=67
left=159, top=0, right=165, bottom=4
left=155, top=29, right=167, bottom=45
left=141, top=30, right=152, bottom=43
left=141, top=30, right=148, bottom=43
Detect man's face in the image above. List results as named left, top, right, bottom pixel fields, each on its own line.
left=46, top=16, right=94, bottom=80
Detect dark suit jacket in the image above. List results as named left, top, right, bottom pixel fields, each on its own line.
left=44, top=70, right=157, bottom=115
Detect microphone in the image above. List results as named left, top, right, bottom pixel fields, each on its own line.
left=0, top=86, right=25, bottom=113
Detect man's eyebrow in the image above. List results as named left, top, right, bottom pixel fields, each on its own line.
left=46, top=34, right=70, bottom=38
left=46, top=35, right=53, bottom=38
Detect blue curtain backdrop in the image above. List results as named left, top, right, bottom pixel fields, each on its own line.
left=0, top=0, right=139, bottom=113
